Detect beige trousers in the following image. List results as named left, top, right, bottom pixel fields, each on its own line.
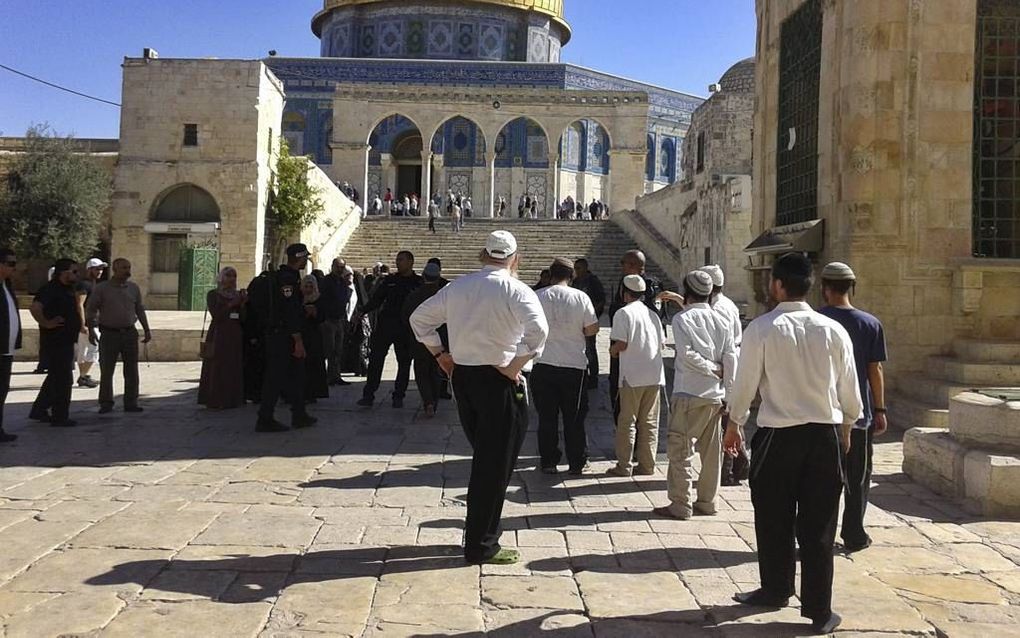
left=666, top=395, right=723, bottom=516
left=615, top=385, right=661, bottom=473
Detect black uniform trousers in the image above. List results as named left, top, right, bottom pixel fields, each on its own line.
left=32, top=338, right=74, bottom=422
left=363, top=327, right=412, bottom=401
left=841, top=427, right=874, bottom=547
left=749, top=424, right=844, bottom=622
left=411, top=342, right=442, bottom=407
left=609, top=357, right=621, bottom=419
left=98, top=327, right=140, bottom=410
left=531, top=364, right=589, bottom=470
left=452, top=365, right=529, bottom=563
left=258, top=332, right=306, bottom=422
left=584, top=335, right=599, bottom=388
left=0, top=355, right=12, bottom=431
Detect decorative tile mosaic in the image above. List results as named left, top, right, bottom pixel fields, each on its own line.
left=378, top=21, right=404, bottom=57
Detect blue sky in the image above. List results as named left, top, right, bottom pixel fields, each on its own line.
left=0, top=1, right=756, bottom=139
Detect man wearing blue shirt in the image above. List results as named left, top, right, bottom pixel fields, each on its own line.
left=818, top=262, right=888, bottom=554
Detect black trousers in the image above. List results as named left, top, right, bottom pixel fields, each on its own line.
left=98, top=327, right=140, bottom=409
left=584, top=335, right=599, bottom=388
left=452, top=365, right=528, bottom=563
left=531, top=364, right=589, bottom=469
left=841, top=427, right=874, bottom=547
left=32, top=339, right=74, bottom=422
left=0, top=355, right=12, bottom=431
left=363, top=327, right=412, bottom=400
left=749, top=424, right=844, bottom=621
left=609, top=356, right=620, bottom=419
left=411, top=342, right=442, bottom=407
left=258, top=332, right=306, bottom=421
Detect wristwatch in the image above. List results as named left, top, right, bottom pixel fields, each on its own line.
left=873, top=407, right=888, bottom=414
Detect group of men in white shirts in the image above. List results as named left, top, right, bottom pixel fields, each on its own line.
left=409, top=230, right=884, bottom=634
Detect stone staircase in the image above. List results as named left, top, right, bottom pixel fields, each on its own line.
left=339, top=217, right=675, bottom=286
left=890, top=338, right=1020, bottom=431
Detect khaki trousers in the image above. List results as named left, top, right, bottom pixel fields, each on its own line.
left=615, top=385, right=661, bottom=473
left=667, top=395, right=723, bottom=516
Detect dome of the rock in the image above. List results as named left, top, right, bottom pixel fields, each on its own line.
left=312, top=0, right=571, bottom=62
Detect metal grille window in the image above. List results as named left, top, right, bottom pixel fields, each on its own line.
left=974, top=0, right=1020, bottom=259
left=775, top=0, right=822, bottom=227
left=183, top=124, right=199, bottom=147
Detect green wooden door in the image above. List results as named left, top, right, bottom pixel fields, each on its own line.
left=177, top=247, right=219, bottom=311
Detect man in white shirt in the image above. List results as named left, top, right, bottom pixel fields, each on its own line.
left=724, top=253, right=863, bottom=636
left=654, top=270, right=737, bottom=520
left=0, top=247, right=22, bottom=443
left=533, top=258, right=600, bottom=476
left=608, top=275, right=665, bottom=477
left=411, top=231, right=548, bottom=566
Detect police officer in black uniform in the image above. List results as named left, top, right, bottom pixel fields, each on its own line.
left=254, top=244, right=317, bottom=432
left=356, top=250, right=423, bottom=409
left=608, top=250, right=664, bottom=417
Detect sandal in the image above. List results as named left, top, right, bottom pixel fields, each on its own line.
left=479, top=549, right=520, bottom=565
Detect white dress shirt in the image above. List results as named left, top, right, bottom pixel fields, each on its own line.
left=671, top=303, right=738, bottom=401
left=346, top=284, right=358, bottom=322
left=4, top=284, right=18, bottom=355
left=535, top=284, right=598, bottom=370
left=728, top=301, right=864, bottom=428
left=411, top=265, right=548, bottom=368
left=610, top=300, right=665, bottom=388
left=713, top=292, right=743, bottom=346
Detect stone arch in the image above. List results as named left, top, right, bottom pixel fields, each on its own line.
left=558, top=119, right=613, bottom=210
left=660, top=137, right=677, bottom=183
left=365, top=112, right=426, bottom=146
left=494, top=116, right=550, bottom=167
left=429, top=115, right=487, bottom=165
left=367, top=115, right=425, bottom=204
left=150, top=183, right=221, bottom=223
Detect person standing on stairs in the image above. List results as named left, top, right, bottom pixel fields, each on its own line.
left=818, top=261, right=888, bottom=554
left=356, top=251, right=423, bottom=409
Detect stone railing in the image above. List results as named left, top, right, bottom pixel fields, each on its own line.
left=299, top=159, right=363, bottom=270
left=610, top=211, right=683, bottom=285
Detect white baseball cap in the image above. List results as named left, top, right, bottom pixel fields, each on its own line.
left=86, top=258, right=108, bottom=269
left=485, top=231, right=518, bottom=259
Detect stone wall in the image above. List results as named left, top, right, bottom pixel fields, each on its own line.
left=110, top=59, right=286, bottom=301
left=299, top=160, right=363, bottom=269
left=751, top=0, right=1020, bottom=382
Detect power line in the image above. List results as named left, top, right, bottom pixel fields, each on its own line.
left=0, top=63, right=121, bottom=107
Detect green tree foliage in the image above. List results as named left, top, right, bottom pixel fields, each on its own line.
left=0, top=126, right=111, bottom=261
left=269, top=139, right=325, bottom=246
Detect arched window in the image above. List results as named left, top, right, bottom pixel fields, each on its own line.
left=151, top=184, right=220, bottom=223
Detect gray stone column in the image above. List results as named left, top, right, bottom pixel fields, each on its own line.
left=420, top=151, right=433, bottom=203
left=380, top=154, right=396, bottom=203
left=547, top=153, right=560, bottom=218
left=486, top=151, right=497, bottom=218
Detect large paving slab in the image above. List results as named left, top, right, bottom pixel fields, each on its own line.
left=0, top=348, right=1017, bottom=636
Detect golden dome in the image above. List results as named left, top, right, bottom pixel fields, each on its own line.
left=313, top=0, right=570, bottom=43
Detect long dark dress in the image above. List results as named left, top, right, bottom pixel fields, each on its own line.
left=302, top=298, right=329, bottom=400
left=198, top=290, right=245, bottom=409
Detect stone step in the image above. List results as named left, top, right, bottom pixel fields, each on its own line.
left=895, top=376, right=1003, bottom=407
left=953, top=339, right=1020, bottom=363
left=929, top=356, right=1020, bottom=386
left=887, top=392, right=949, bottom=430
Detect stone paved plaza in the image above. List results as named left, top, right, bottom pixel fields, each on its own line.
left=1, top=336, right=1019, bottom=638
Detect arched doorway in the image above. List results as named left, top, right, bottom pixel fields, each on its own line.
left=367, top=114, right=424, bottom=210
left=559, top=119, right=612, bottom=214
left=148, top=184, right=221, bottom=302
left=494, top=117, right=550, bottom=217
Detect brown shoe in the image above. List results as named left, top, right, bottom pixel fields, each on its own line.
left=605, top=466, right=632, bottom=478
left=652, top=506, right=691, bottom=520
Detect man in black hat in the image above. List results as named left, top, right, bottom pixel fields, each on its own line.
left=254, top=243, right=317, bottom=432
left=356, top=250, right=423, bottom=409
left=724, top=253, right=862, bottom=635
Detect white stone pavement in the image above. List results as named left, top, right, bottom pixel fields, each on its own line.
left=0, top=331, right=1018, bottom=637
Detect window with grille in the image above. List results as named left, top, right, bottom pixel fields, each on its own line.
left=775, top=0, right=822, bottom=227
left=696, top=132, right=706, bottom=174
left=974, top=0, right=1020, bottom=259
left=183, top=123, right=199, bottom=147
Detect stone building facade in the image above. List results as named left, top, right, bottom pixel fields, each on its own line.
left=623, top=59, right=756, bottom=308
left=751, top=0, right=1020, bottom=418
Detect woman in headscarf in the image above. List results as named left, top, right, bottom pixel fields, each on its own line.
left=198, top=267, right=246, bottom=409
left=300, top=274, right=329, bottom=401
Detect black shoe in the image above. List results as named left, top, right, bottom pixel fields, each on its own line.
left=330, top=378, right=351, bottom=387
left=98, top=405, right=114, bottom=414
left=77, top=376, right=99, bottom=389
left=541, top=466, right=560, bottom=475
left=32, top=367, right=47, bottom=375
left=256, top=419, right=290, bottom=433
left=840, top=538, right=873, bottom=554
left=50, top=419, right=78, bottom=428
left=124, top=406, right=144, bottom=413
left=392, top=397, right=404, bottom=409
left=28, top=411, right=51, bottom=423
left=811, top=612, right=842, bottom=635
left=733, top=589, right=790, bottom=609
left=356, top=397, right=374, bottom=408
left=438, top=392, right=453, bottom=400
left=293, top=414, right=318, bottom=429
left=0, top=431, right=17, bottom=443
left=569, top=463, right=591, bottom=476
left=721, top=476, right=742, bottom=487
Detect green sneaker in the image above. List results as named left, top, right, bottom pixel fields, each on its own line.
left=480, top=549, right=520, bottom=565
